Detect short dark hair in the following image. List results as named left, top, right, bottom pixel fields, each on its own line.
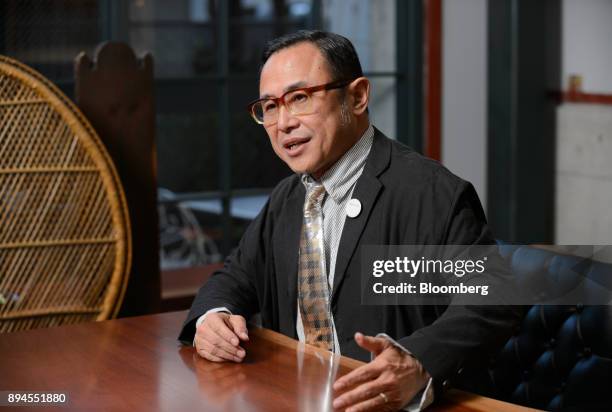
left=261, top=30, right=363, bottom=82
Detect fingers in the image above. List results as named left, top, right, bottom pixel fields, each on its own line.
left=195, top=313, right=248, bottom=363
left=333, top=361, right=384, bottom=392
left=209, top=314, right=242, bottom=346
left=340, top=390, right=396, bottom=412
left=227, top=315, right=249, bottom=341
left=333, top=375, right=393, bottom=411
left=196, top=335, right=244, bottom=363
left=333, top=333, right=387, bottom=391
left=334, top=336, right=426, bottom=412
left=354, top=332, right=386, bottom=355
left=199, top=331, right=246, bottom=361
left=196, top=346, right=225, bottom=362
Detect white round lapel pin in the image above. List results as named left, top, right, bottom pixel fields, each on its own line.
left=346, top=198, right=362, bottom=218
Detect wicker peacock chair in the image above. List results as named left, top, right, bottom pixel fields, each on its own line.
left=0, top=55, right=131, bottom=333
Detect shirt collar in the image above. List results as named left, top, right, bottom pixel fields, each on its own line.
left=301, top=124, right=374, bottom=202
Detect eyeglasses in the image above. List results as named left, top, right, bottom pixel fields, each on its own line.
left=247, top=79, right=353, bottom=125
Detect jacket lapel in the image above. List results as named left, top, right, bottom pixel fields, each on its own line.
left=274, top=182, right=304, bottom=337
left=331, top=129, right=391, bottom=303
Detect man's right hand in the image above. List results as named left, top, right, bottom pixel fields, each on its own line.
left=194, top=312, right=249, bottom=363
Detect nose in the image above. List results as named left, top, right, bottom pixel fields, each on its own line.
left=276, top=103, right=299, bottom=133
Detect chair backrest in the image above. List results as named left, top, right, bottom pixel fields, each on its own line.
left=0, top=55, right=131, bottom=332
left=455, top=244, right=612, bottom=411
left=74, top=42, right=160, bottom=316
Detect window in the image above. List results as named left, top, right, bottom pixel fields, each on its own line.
left=1, top=0, right=421, bottom=272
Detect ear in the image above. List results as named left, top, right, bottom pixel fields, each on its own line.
left=348, top=77, right=370, bottom=115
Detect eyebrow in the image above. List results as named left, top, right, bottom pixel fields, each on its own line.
left=260, top=81, right=309, bottom=99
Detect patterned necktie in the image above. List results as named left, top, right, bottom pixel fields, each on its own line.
left=298, top=181, right=334, bottom=352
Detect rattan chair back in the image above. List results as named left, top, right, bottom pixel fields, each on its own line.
left=0, top=55, right=131, bottom=332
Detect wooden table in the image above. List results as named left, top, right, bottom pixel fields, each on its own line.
left=0, top=311, right=536, bottom=411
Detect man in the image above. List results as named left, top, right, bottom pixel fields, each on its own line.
left=179, top=30, right=521, bottom=411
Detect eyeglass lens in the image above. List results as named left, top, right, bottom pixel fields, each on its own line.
left=253, top=89, right=313, bottom=124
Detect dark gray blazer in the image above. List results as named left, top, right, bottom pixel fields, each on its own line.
left=178, top=128, right=522, bottom=385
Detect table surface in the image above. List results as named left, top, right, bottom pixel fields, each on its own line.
left=0, top=311, right=538, bottom=411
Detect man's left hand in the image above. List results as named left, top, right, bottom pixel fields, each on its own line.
left=332, top=332, right=430, bottom=412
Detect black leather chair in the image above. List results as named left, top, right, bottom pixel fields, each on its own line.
left=455, top=244, right=612, bottom=411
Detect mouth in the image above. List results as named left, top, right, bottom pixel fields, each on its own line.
left=282, top=137, right=311, bottom=156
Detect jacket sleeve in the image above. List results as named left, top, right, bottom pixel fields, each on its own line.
left=177, top=197, right=273, bottom=345
left=397, top=181, right=524, bottom=383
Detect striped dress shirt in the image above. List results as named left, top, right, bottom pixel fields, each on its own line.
left=296, top=124, right=374, bottom=352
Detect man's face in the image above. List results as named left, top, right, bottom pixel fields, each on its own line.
left=259, top=42, right=354, bottom=179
